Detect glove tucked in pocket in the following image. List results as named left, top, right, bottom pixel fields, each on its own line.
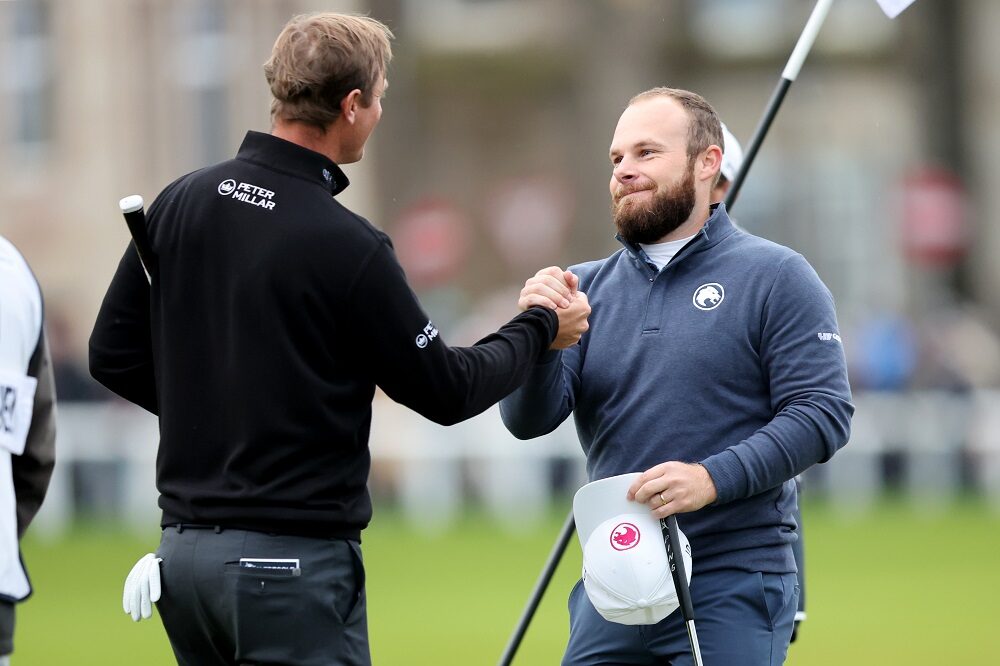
left=123, top=553, right=162, bottom=621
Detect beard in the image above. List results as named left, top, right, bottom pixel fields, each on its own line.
left=612, top=165, right=696, bottom=245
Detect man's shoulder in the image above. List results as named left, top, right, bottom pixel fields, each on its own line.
left=727, top=228, right=801, bottom=262
left=156, top=162, right=387, bottom=245
left=719, top=229, right=817, bottom=281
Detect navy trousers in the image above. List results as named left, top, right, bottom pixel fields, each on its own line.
left=563, top=568, right=798, bottom=666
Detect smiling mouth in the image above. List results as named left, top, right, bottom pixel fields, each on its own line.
left=616, top=188, right=652, bottom=203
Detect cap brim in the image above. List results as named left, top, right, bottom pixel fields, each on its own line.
left=573, top=473, right=648, bottom=550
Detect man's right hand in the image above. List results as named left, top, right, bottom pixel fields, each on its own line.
left=518, top=266, right=591, bottom=349
left=518, top=266, right=579, bottom=312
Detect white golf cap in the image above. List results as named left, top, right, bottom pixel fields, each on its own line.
left=720, top=122, right=744, bottom=183
left=573, top=473, right=692, bottom=626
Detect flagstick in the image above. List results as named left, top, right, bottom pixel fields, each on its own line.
left=724, top=0, right=835, bottom=210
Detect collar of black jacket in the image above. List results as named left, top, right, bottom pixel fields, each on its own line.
left=235, top=131, right=350, bottom=196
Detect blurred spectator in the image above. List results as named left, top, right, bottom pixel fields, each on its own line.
left=848, top=311, right=918, bottom=391
left=914, top=304, right=1000, bottom=391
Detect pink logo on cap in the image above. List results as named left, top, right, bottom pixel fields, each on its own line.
left=610, top=522, right=640, bottom=551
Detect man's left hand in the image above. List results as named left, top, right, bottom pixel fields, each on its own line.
left=627, top=461, right=718, bottom=518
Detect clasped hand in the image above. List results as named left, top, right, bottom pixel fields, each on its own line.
left=519, top=266, right=591, bottom=349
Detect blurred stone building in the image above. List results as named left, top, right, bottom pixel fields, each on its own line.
left=1, top=0, right=999, bottom=370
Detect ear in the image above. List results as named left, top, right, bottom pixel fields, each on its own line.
left=697, top=144, right=723, bottom=184
left=339, top=89, right=364, bottom=124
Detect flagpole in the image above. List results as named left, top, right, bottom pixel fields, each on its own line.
left=724, top=0, right=835, bottom=210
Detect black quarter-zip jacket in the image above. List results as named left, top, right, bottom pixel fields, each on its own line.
left=90, top=131, right=558, bottom=539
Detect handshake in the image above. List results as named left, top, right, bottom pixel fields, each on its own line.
left=519, top=266, right=591, bottom=350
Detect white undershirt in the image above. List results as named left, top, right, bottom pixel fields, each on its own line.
left=639, top=233, right=697, bottom=270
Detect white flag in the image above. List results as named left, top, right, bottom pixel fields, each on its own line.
left=875, top=0, right=918, bottom=18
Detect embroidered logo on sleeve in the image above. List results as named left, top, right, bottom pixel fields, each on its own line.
left=218, top=179, right=276, bottom=210
left=693, top=283, right=725, bottom=311
left=415, top=321, right=439, bottom=349
left=817, top=332, right=843, bottom=343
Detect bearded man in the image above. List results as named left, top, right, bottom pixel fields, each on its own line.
left=500, top=88, right=853, bottom=666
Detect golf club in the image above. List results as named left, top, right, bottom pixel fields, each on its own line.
left=119, top=194, right=157, bottom=283
left=662, top=514, right=701, bottom=666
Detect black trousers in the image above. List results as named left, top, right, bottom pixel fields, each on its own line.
left=0, top=599, right=13, bottom=656
left=156, top=526, right=369, bottom=666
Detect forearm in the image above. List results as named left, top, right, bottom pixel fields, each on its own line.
left=392, top=308, right=559, bottom=426
left=701, top=392, right=853, bottom=504
left=499, top=349, right=574, bottom=439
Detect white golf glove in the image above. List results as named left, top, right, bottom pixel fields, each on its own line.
left=123, top=553, right=162, bottom=621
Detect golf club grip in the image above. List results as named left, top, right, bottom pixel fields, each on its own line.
left=119, top=195, right=157, bottom=279
left=664, top=514, right=696, bottom=621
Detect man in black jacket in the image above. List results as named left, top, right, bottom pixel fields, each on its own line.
left=91, top=12, right=589, bottom=666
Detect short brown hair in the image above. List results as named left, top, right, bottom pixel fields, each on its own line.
left=264, top=13, right=393, bottom=129
left=629, top=87, right=723, bottom=161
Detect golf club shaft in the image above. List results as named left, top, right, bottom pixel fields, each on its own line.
left=724, top=0, right=835, bottom=211
left=686, top=619, right=704, bottom=666
left=497, top=511, right=576, bottom=666
left=662, top=514, right=702, bottom=664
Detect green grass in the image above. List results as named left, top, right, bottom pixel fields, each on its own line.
left=16, top=498, right=1000, bottom=664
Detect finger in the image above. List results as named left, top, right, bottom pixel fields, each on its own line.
left=530, top=275, right=573, bottom=304
left=519, top=293, right=563, bottom=311
left=534, top=266, right=564, bottom=279
left=652, top=501, right=679, bottom=520
left=563, top=270, right=579, bottom=293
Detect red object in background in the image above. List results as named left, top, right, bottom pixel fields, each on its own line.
left=899, top=167, right=969, bottom=268
left=391, top=199, right=471, bottom=289
left=486, top=178, right=573, bottom=272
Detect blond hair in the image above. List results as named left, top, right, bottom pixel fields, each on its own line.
left=629, top=87, right=723, bottom=161
left=264, top=13, right=393, bottom=129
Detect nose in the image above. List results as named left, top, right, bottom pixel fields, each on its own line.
left=613, top=157, right=637, bottom=184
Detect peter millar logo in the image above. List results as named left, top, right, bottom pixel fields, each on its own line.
left=693, top=283, right=724, bottom=311
left=415, top=320, right=440, bottom=349
left=217, top=178, right=276, bottom=210
left=610, top=522, right=640, bottom=551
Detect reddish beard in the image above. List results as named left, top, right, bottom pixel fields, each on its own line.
left=612, top=165, right=696, bottom=245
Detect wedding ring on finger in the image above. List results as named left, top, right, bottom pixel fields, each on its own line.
left=659, top=492, right=667, bottom=506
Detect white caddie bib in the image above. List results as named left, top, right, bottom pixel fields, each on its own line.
left=0, top=371, right=37, bottom=456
